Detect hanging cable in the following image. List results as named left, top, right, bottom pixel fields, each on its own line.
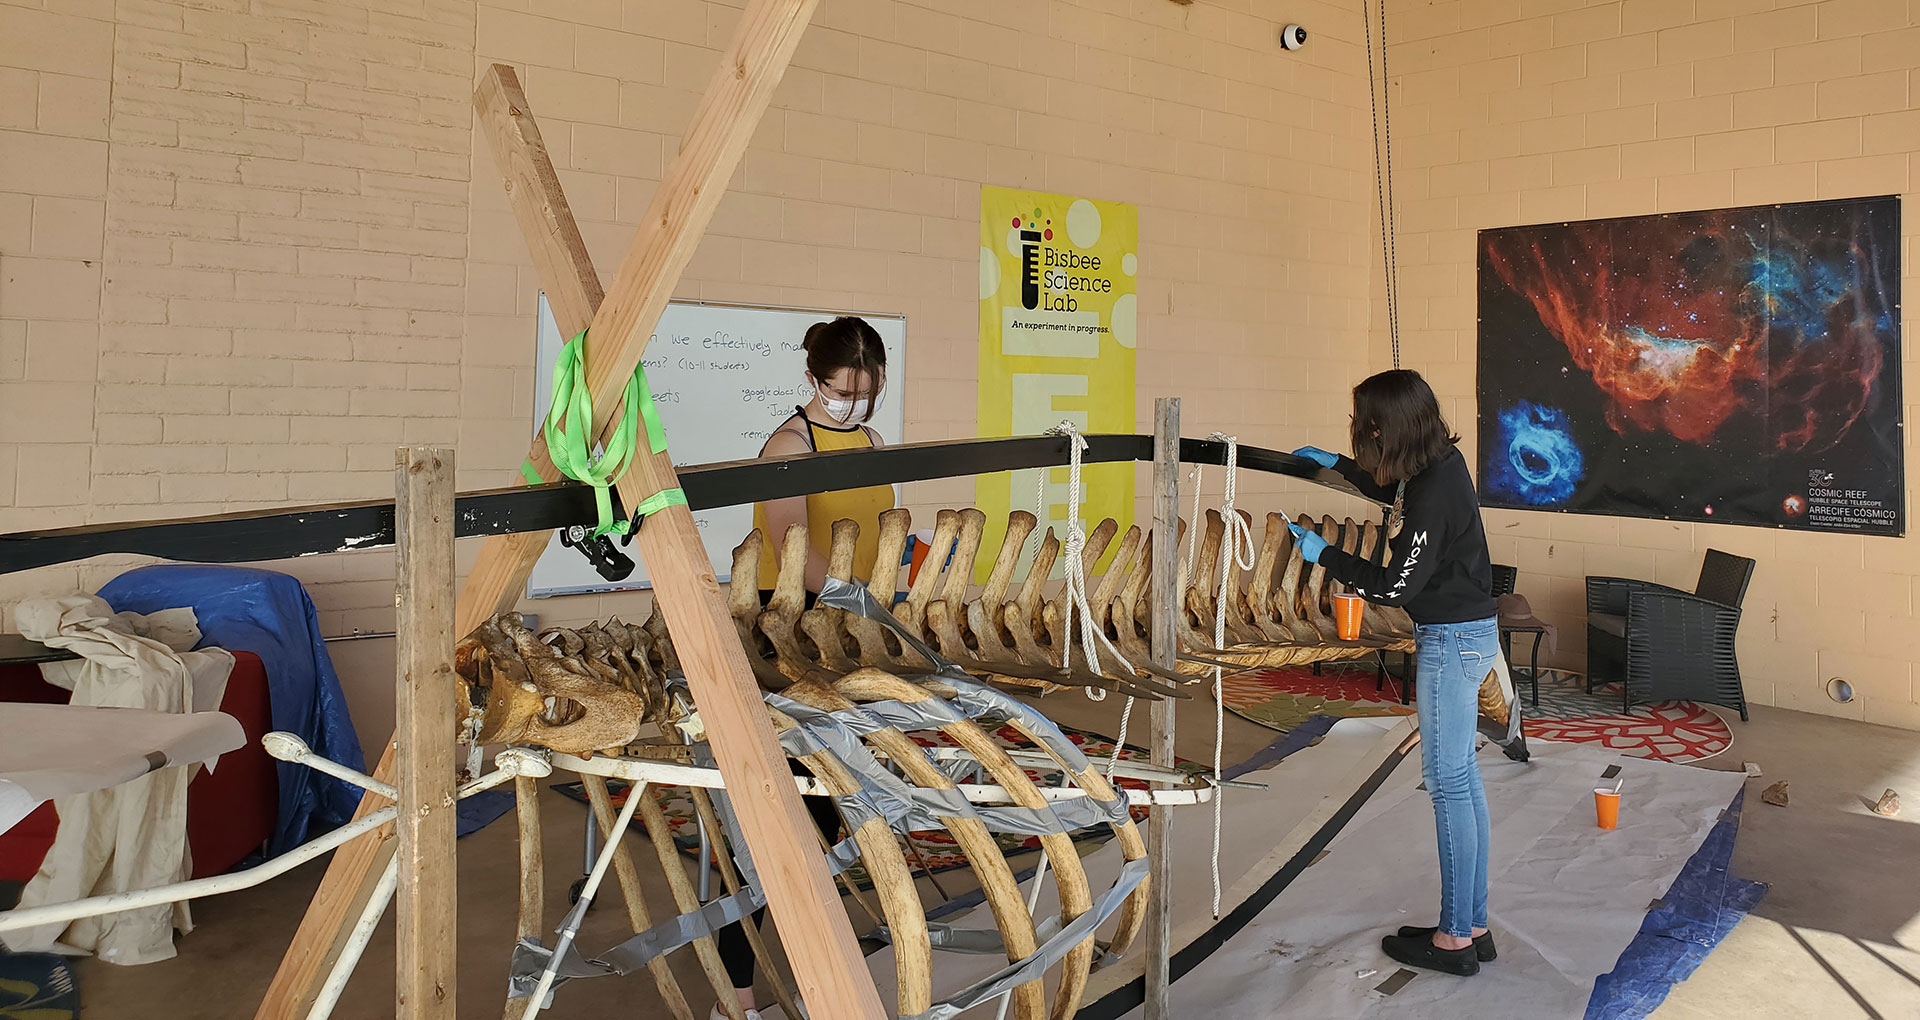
left=1363, top=0, right=1403, bottom=369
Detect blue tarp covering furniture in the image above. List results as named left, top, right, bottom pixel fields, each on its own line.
left=98, top=565, right=365, bottom=858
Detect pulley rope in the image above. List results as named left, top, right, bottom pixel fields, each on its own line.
left=1204, top=433, right=1254, bottom=917
left=1363, top=0, right=1404, bottom=369
left=1035, top=422, right=1141, bottom=780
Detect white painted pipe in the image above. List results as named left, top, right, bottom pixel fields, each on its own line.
left=303, top=855, right=399, bottom=1020
left=0, top=754, right=531, bottom=934
left=520, top=776, right=646, bottom=1020
left=951, top=783, right=1212, bottom=807
left=556, top=750, right=1212, bottom=807
left=552, top=751, right=831, bottom=794
left=263, top=732, right=400, bottom=801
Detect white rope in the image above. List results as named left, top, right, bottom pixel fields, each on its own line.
left=1035, top=422, right=1141, bottom=779
left=1205, top=432, right=1254, bottom=918
left=1184, top=461, right=1204, bottom=586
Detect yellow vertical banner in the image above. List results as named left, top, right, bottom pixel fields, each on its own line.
left=976, top=185, right=1138, bottom=583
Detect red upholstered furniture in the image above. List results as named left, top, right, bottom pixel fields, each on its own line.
left=0, top=651, right=277, bottom=882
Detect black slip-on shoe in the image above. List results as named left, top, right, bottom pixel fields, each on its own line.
left=1381, top=933, right=1480, bottom=976
left=1394, top=926, right=1497, bottom=961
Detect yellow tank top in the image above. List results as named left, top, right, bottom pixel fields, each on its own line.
left=752, top=412, right=896, bottom=590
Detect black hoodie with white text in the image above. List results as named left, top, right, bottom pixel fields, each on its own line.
left=1314, top=447, right=1497, bottom=626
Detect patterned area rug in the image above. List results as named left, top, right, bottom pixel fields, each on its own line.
left=1219, top=664, right=1733, bottom=764
left=1218, top=662, right=1415, bottom=734
left=1523, top=669, right=1734, bottom=763
left=555, top=723, right=1205, bottom=889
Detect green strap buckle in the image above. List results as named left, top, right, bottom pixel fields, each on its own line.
left=541, top=329, right=674, bottom=538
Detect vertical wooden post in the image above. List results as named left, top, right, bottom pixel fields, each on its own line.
left=1145, top=398, right=1180, bottom=1018
left=394, top=447, right=457, bottom=1020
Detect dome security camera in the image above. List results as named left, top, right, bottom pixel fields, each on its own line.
left=1281, top=24, right=1308, bottom=50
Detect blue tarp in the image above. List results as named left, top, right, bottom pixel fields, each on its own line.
left=98, top=565, right=366, bottom=858
left=1586, top=787, right=1769, bottom=1020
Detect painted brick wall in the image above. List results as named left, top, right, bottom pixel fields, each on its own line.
left=1383, top=0, right=1920, bottom=729
left=0, top=0, right=1386, bottom=744
left=0, top=0, right=115, bottom=601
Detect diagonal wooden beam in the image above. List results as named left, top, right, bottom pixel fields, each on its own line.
left=255, top=3, right=887, bottom=1018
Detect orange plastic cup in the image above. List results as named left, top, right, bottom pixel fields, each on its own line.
left=1333, top=593, right=1365, bottom=641
left=906, top=529, right=936, bottom=586
left=1594, top=788, right=1621, bottom=830
left=907, top=538, right=931, bottom=586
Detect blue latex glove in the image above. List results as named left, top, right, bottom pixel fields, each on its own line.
left=1292, top=446, right=1338, bottom=469
left=1288, top=522, right=1329, bottom=563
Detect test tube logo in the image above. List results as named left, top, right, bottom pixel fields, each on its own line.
left=1019, top=228, right=1043, bottom=310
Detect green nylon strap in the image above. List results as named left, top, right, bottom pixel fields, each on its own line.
left=543, top=329, right=678, bottom=537
left=519, top=459, right=543, bottom=486
left=631, top=486, right=688, bottom=518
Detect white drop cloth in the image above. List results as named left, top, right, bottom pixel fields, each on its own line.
left=0, top=704, right=243, bottom=833
left=1121, top=739, right=1743, bottom=1019
left=3, top=595, right=237, bottom=965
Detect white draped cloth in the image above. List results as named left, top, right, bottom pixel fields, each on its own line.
left=2, top=595, right=236, bottom=965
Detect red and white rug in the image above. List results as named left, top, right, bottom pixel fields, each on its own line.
left=1219, top=664, right=1732, bottom=764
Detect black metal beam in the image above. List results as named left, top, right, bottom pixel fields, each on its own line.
left=0, top=632, right=78, bottom=665
left=0, top=434, right=1377, bottom=575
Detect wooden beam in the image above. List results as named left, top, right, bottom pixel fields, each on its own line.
left=472, top=14, right=887, bottom=1011
left=1144, top=398, right=1180, bottom=1020
left=477, top=33, right=890, bottom=1012
left=473, top=64, right=604, bottom=340
left=258, top=6, right=883, bottom=1014
left=394, top=447, right=457, bottom=1020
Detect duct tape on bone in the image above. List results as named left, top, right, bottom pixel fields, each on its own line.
left=896, top=856, right=1150, bottom=1020
left=507, top=833, right=868, bottom=998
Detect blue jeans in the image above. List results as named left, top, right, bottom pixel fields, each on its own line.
left=1413, top=617, right=1496, bottom=938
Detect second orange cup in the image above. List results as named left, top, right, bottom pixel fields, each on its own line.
left=1594, top=788, right=1621, bottom=830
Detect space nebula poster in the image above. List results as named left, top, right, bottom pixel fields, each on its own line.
left=1476, top=197, right=1903, bottom=536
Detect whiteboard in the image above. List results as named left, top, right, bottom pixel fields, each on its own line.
left=528, top=297, right=907, bottom=597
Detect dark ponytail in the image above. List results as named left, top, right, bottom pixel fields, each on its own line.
left=802, top=316, right=886, bottom=423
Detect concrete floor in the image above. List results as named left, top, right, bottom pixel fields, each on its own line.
left=48, top=693, right=1920, bottom=1019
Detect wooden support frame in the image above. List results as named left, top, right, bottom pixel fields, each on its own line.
left=1144, top=398, right=1180, bottom=1020
left=255, top=3, right=888, bottom=1017
left=393, top=448, right=457, bottom=1020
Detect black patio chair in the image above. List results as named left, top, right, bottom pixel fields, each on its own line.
left=1585, top=549, right=1755, bottom=721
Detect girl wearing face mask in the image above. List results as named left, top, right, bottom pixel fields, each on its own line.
left=750, top=315, right=893, bottom=598
left=718, top=316, right=890, bottom=1020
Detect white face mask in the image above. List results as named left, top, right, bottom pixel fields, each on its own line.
left=814, top=377, right=877, bottom=424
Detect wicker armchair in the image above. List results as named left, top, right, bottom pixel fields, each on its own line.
left=1585, top=550, right=1755, bottom=721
